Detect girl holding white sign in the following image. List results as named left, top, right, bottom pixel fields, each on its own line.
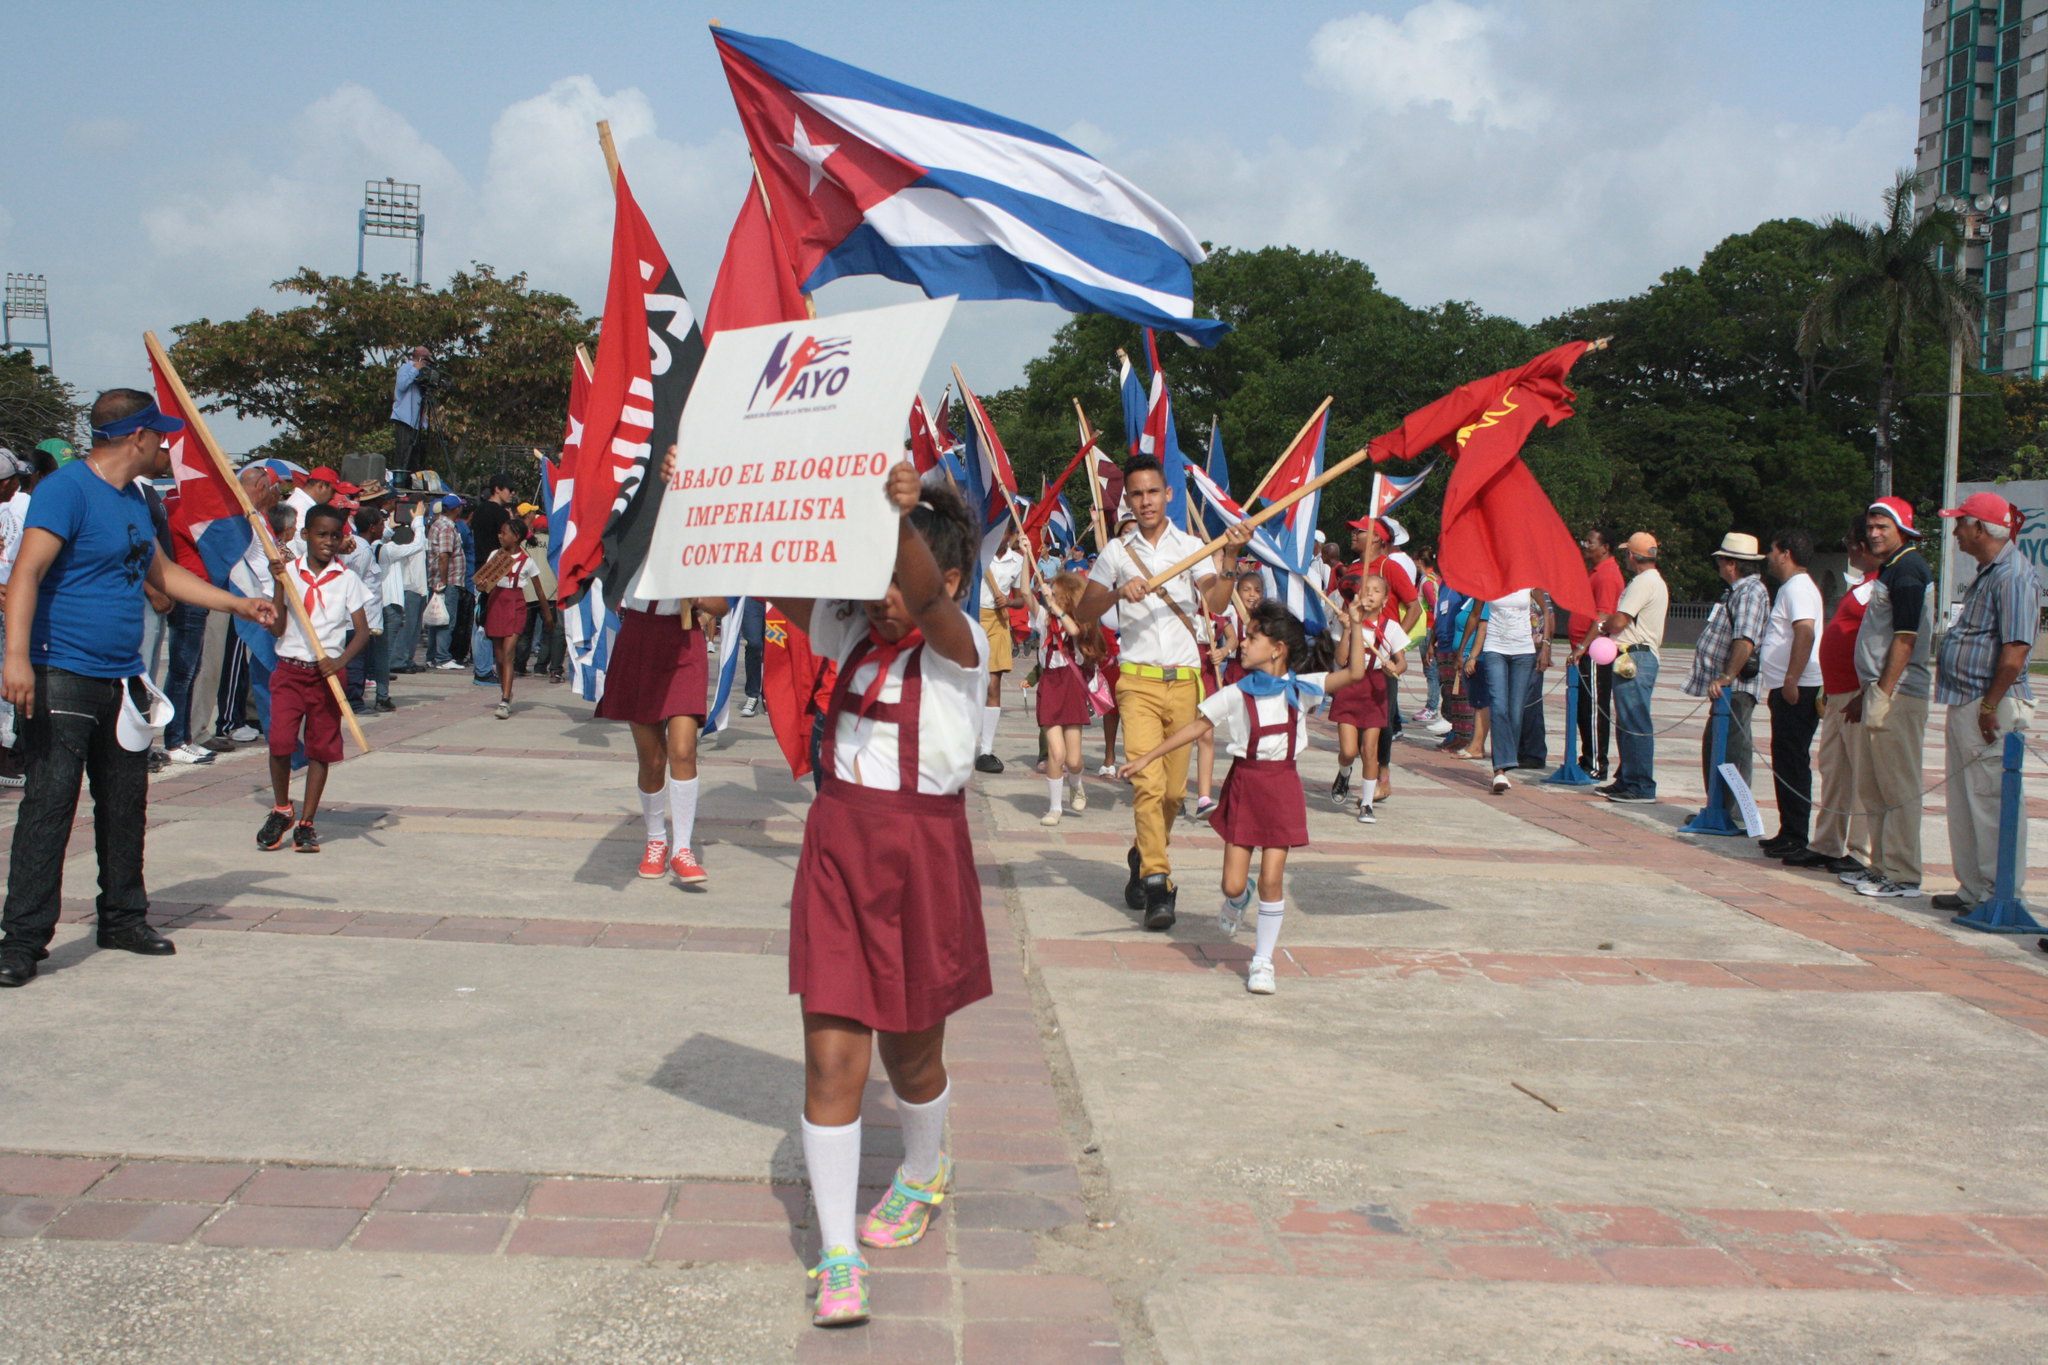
left=774, top=462, right=991, bottom=1329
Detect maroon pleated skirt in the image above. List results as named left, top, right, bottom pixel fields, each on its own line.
left=1036, top=665, right=1091, bottom=727
left=1327, top=670, right=1388, bottom=730
left=789, top=777, right=992, bottom=1033
left=483, top=586, right=529, bottom=639
left=594, top=608, right=708, bottom=725
left=1209, top=757, right=1309, bottom=849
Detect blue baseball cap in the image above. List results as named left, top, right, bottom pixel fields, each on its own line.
left=90, top=400, right=185, bottom=443
left=439, top=494, right=463, bottom=509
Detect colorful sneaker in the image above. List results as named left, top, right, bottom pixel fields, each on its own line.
left=1219, top=886, right=1253, bottom=936
left=670, top=847, right=709, bottom=884
left=860, top=1156, right=952, bottom=1249
left=256, top=807, right=294, bottom=851
left=637, top=838, right=670, bottom=879
left=809, top=1246, right=870, bottom=1327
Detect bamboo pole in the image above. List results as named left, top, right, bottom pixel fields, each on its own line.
left=1246, top=396, right=1334, bottom=505
left=144, top=332, right=369, bottom=754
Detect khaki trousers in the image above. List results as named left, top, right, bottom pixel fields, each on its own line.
left=1118, top=673, right=1199, bottom=878
left=1944, top=695, right=2035, bottom=906
left=1809, top=690, right=1870, bottom=863
left=1856, top=686, right=1928, bottom=888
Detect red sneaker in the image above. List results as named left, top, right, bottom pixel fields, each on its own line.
left=636, top=838, right=669, bottom=879
left=670, top=847, right=708, bottom=884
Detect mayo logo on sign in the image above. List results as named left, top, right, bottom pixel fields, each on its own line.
left=749, top=332, right=853, bottom=412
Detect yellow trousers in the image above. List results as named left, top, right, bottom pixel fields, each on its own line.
left=1118, top=672, right=1200, bottom=878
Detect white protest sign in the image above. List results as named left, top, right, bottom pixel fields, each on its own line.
left=634, top=297, right=954, bottom=602
left=1716, top=762, right=1765, bottom=837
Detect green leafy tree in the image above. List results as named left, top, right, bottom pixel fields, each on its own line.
left=169, top=266, right=596, bottom=485
left=0, top=350, right=83, bottom=458
left=1798, top=171, right=1979, bottom=500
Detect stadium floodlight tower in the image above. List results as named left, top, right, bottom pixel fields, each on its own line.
left=357, top=178, right=425, bottom=285
left=2, top=273, right=53, bottom=370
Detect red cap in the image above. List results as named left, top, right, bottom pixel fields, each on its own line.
left=1867, top=496, right=1920, bottom=539
left=305, top=466, right=343, bottom=485
left=336, top=480, right=361, bottom=496
left=1940, top=490, right=2026, bottom=535
left=1345, top=515, right=1393, bottom=540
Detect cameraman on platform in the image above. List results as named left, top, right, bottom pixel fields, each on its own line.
left=390, top=345, right=432, bottom=476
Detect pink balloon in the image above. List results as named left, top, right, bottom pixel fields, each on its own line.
left=1587, top=636, right=1618, bottom=666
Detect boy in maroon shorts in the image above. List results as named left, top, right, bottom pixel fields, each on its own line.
left=259, top=504, right=372, bottom=853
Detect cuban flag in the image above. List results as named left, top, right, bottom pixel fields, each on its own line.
left=1046, top=491, right=1077, bottom=551
left=908, top=394, right=943, bottom=475
left=150, top=346, right=251, bottom=587
left=713, top=27, right=1226, bottom=347
left=702, top=599, right=747, bottom=736
left=1183, top=462, right=1326, bottom=635
left=1118, top=336, right=1191, bottom=527
left=1197, top=419, right=1233, bottom=542
left=956, top=377, right=1018, bottom=613
left=563, top=590, right=620, bottom=704
left=1369, top=464, right=1437, bottom=519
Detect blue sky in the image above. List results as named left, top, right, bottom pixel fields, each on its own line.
left=5, top=1, right=1917, bottom=450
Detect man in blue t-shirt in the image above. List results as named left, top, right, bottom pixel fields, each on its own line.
left=0, top=389, right=280, bottom=989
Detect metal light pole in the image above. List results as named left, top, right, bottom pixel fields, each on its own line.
left=1933, top=194, right=1998, bottom=628
left=356, top=178, right=425, bottom=285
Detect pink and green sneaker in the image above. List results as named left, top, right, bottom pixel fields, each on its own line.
left=859, top=1156, right=952, bottom=1249
left=809, top=1245, right=869, bottom=1327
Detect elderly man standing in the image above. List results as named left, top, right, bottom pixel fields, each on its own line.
left=1845, top=497, right=1934, bottom=900
left=1931, top=492, right=2041, bottom=914
left=1784, top=517, right=1878, bottom=876
left=0, top=390, right=277, bottom=989
left=1599, top=532, right=1668, bottom=804
left=1682, top=533, right=1768, bottom=825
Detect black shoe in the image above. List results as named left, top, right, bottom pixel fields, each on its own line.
left=1331, top=771, right=1351, bottom=804
left=1141, top=874, right=1177, bottom=931
left=974, top=753, right=1004, bottom=774
left=1124, top=846, right=1145, bottom=910
left=96, top=924, right=176, bottom=955
left=1825, top=856, right=1866, bottom=877
left=0, top=952, right=35, bottom=987
left=1932, top=893, right=1971, bottom=912
left=1761, top=838, right=1804, bottom=858
left=374, top=698, right=396, bottom=713
left=1780, top=848, right=1832, bottom=869
left=293, top=822, right=322, bottom=854
left=1595, top=782, right=1622, bottom=797
left=257, top=807, right=294, bottom=851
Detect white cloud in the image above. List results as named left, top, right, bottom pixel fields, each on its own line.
left=1309, top=0, right=1550, bottom=132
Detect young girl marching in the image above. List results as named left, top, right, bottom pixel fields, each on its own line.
left=1325, top=574, right=1409, bottom=823
left=1034, top=571, right=1107, bottom=825
left=776, top=464, right=990, bottom=1328
left=476, top=516, right=549, bottom=721
left=1122, top=600, right=1366, bottom=994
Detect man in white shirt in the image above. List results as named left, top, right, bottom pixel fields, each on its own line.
left=338, top=507, right=385, bottom=710
left=380, top=499, right=429, bottom=678
left=0, top=448, right=30, bottom=783
left=976, top=532, right=1028, bottom=772
left=1075, top=455, right=1250, bottom=929
left=1759, top=528, right=1824, bottom=856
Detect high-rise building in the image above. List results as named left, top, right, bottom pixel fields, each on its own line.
left=1916, top=0, right=2048, bottom=376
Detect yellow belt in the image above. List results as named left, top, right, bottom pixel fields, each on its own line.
left=1122, top=663, right=1197, bottom=681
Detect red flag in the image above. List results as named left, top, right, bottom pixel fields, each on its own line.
left=558, top=167, right=705, bottom=608
left=761, top=606, right=822, bottom=778
left=1020, top=439, right=1093, bottom=548
left=704, top=184, right=809, bottom=338
left=1369, top=341, right=1595, bottom=619
left=908, top=394, right=942, bottom=474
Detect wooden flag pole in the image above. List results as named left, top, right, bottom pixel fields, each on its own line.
left=575, top=343, right=594, bottom=378
left=144, top=332, right=369, bottom=754
left=597, top=120, right=621, bottom=185
left=1245, top=396, right=1334, bottom=505
left=1072, top=399, right=1110, bottom=549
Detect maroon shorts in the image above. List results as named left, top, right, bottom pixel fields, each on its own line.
left=270, top=658, right=343, bottom=765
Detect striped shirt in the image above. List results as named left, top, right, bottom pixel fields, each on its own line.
left=1683, top=573, right=1768, bottom=698
left=1935, top=541, right=2041, bottom=704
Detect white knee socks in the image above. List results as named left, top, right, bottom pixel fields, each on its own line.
left=638, top=787, right=665, bottom=842
left=896, top=1083, right=950, bottom=1184
left=1253, top=899, right=1285, bottom=962
left=666, top=776, right=699, bottom=853
left=980, top=706, right=1001, bottom=754
left=1046, top=776, right=1064, bottom=814
left=801, top=1116, right=862, bottom=1254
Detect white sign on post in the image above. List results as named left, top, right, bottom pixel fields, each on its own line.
left=634, top=298, right=955, bottom=602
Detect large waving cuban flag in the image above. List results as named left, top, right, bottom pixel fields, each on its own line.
left=713, top=27, right=1226, bottom=346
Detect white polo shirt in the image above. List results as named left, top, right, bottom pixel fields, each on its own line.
left=1087, top=524, right=1213, bottom=670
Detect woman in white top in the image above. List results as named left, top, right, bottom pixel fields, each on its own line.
left=1469, top=588, right=1542, bottom=795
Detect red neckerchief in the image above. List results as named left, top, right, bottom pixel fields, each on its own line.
left=852, top=624, right=924, bottom=717
left=296, top=559, right=344, bottom=614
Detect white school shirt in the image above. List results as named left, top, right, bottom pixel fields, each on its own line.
left=1087, top=524, right=1211, bottom=669
left=486, top=550, right=540, bottom=594
left=339, top=532, right=381, bottom=600
left=1360, top=619, right=1411, bottom=669
left=808, top=599, right=990, bottom=795
left=986, top=549, right=1025, bottom=601
left=0, top=490, right=30, bottom=586
left=275, top=558, right=374, bottom=662
left=378, top=530, right=426, bottom=609
left=1758, top=572, right=1824, bottom=691
left=1199, top=672, right=1331, bottom=760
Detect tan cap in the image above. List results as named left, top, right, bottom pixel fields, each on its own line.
left=1624, top=532, right=1659, bottom=561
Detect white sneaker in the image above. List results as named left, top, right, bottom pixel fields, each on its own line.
left=1246, top=958, right=1277, bottom=995
left=434, top=660, right=463, bottom=671
left=1857, top=876, right=1922, bottom=900
left=1425, top=717, right=1453, bottom=736
left=1838, top=868, right=1874, bottom=887
left=229, top=725, right=263, bottom=743
left=1219, top=887, right=1252, bottom=935
left=168, top=744, right=215, bottom=765
left=1490, top=772, right=1510, bottom=794
left=1039, top=808, right=1061, bottom=827
left=740, top=697, right=760, bottom=718
left=1069, top=783, right=1087, bottom=813
left=1356, top=799, right=1376, bottom=824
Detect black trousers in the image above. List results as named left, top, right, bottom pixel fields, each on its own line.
left=391, top=420, right=420, bottom=475
left=0, top=668, right=151, bottom=957
left=1768, top=685, right=1823, bottom=847
left=1577, top=656, right=1614, bottom=772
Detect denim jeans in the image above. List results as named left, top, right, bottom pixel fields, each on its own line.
left=1518, top=661, right=1549, bottom=767
left=0, top=668, right=151, bottom=956
left=394, top=590, right=425, bottom=671
left=1480, top=651, right=1534, bottom=770
left=162, top=603, right=210, bottom=750
left=378, top=604, right=404, bottom=698
left=1612, top=649, right=1661, bottom=797
left=344, top=627, right=390, bottom=704
left=1701, top=691, right=1756, bottom=822
left=138, top=608, right=167, bottom=685
left=424, top=586, right=460, bottom=665
left=741, top=597, right=767, bottom=699
left=472, top=594, right=496, bottom=681
left=1422, top=645, right=1442, bottom=714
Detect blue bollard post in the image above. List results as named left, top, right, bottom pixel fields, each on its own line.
left=1953, top=731, right=2043, bottom=933
left=1543, top=656, right=1596, bottom=787
left=1679, top=691, right=1742, bottom=835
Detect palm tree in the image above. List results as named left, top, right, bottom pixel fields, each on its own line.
left=1799, top=171, right=1980, bottom=499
